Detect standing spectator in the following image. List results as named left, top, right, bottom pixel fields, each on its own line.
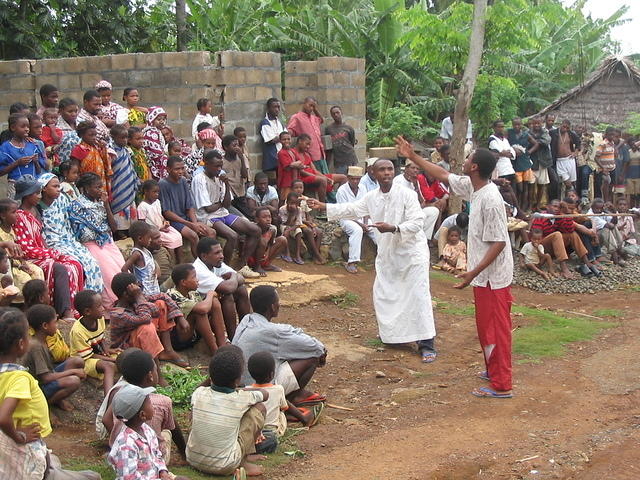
left=115, top=88, right=148, bottom=128
left=142, top=107, right=169, bottom=179
left=36, top=84, right=59, bottom=118
left=77, top=90, right=111, bottom=145
left=221, top=135, right=250, bottom=215
left=488, top=120, right=515, bottom=183
left=191, top=98, right=220, bottom=140
left=260, top=98, right=284, bottom=179
left=95, top=80, right=122, bottom=128
left=287, top=97, right=328, bottom=174
left=325, top=106, right=358, bottom=175
left=550, top=119, right=580, bottom=196
left=439, top=111, right=473, bottom=142
left=507, top=117, right=537, bottom=212
left=528, top=116, right=552, bottom=210
left=595, top=127, right=617, bottom=204
left=625, top=137, right=640, bottom=207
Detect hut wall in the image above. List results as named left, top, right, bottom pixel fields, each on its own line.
left=545, top=68, right=640, bottom=131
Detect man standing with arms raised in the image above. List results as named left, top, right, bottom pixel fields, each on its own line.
left=308, top=158, right=437, bottom=363
left=395, top=137, right=514, bottom=399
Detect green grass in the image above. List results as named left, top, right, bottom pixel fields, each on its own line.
left=331, top=292, right=360, bottom=309
left=156, top=367, right=207, bottom=411
left=436, top=300, right=475, bottom=317
left=593, top=308, right=624, bottom=318
left=430, top=269, right=459, bottom=283
left=513, top=306, right=616, bottom=361
left=365, top=337, right=385, bottom=348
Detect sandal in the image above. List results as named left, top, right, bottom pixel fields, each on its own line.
left=233, top=467, right=247, bottom=480
left=280, top=255, right=293, bottom=263
left=421, top=351, right=437, bottom=363
left=471, top=386, right=513, bottom=399
left=295, top=392, right=327, bottom=406
left=477, top=371, right=490, bottom=381
left=344, top=263, right=358, bottom=274
left=294, top=258, right=305, bottom=265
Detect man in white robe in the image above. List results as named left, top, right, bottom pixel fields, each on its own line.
left=309, top=159, right=437, bottom=362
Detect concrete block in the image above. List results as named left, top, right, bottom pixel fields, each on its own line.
left=36, top=75, right=59, bottom=89
left=285, top=61, right=316, bottom=74
left=17, top=60, right=34, bottom=74
left=80, top=73, right=103, bottom=89
left=355, top=58, right=366, bottom=72
left=341, top=57, right=359, bottom=71
left=86, top=55, right=112, bottom=72
left=234, top=51, right=256, bottom=68
left=136, top=53, right=163, bottom=70
left=163, top=104, right=180, bottom=120
left=317, top=56, right=342, bottom=72
left=316, top=72, right=333, bottom=86
left=142, top=88, right=165, bottom=105
left=125, top=70, right=153, bottom=88
left=172, top=121, right=191, bottom=140
left=56, top=74, right=80, bottom=90
left=351, top=73, right=366, bottom=88
left=255, top=86, right=276, bottom=101
left=0, top=78, right=10, bottom=90
left=187, top=51, right=212, bottom=67
left=111, top=54, right=136, bottom=70
left=0, top=61, right=17, bottom=74
left=218, top=68, right=245, bottom=85
left=218, top=51, right=234, bottom=68
left=181, top=69, right=218, bottom=86
left=154, top=69, right=182, bottom=86
left=65, top=57, right=88, bottom=73
left=356, top=89, right=366, bottom=102
left=103, top=71, right=128, bottom=89
left=161, top=52, right=189, bottom=68
left=266, top=69, right=281, bottom=85
left=225, top=86, right=255, bottom=102
left=38, top=58, right=66, bottom=74
left=0, top=92, right=34, bottom=107
left=255, top=52, right=277, bottom=68
left=341, top=89, right=358, bottom=102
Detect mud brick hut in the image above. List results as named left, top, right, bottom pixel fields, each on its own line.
left=538, top=56, right=640, bottom=130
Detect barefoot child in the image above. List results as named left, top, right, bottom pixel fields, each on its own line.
left=186, top=345, right=269, bottom=477
left=434, top=226, right=467, bottom=274
left=137, top=180, right=183, bottom=263
left=22, top=305, right=85, bottom=411
left=250, top=206, right=288, bottom=275
left=247, top=351, right=314, bottom=454
left=122, top=221, right=161, bottom=295
left=41, top=108, right=63, bottom=167
left=108, top=384, right=188, bottom=480
left=167, top=263, right=227, bottom=354
left=104, top=349, right=187, bottom=466
left=519, top=228, right=556, bottom=279
left=70, top=290, right=119, bottom=394
left=279, top=192, right=324, bottom=265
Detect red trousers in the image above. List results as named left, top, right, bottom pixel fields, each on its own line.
left=473, top=285, right=513, bottom=392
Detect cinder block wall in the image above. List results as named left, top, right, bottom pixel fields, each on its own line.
left=0, top=51, right=365, bottom=171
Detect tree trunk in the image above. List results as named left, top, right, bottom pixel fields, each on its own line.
left=176, top=0, right=187, bottom=51
left=449, top=0, right=488, bottom=212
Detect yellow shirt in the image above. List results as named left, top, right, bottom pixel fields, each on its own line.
left=26, top=328, right=70, bottom=364
left=0, top=369, right=52, bottom=437
left=70, top=317, right=107, bottom=360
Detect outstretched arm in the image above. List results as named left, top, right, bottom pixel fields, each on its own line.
left=395, top=136, right=451, bottom=185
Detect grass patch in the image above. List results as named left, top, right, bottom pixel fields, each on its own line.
left=331, top=292, right=359, bottom=309
left=593, top=308, right=624, bottom=318
left=365, top=337, right=385, bottom=348
left=513, top=306, right=616, bottom=360
left=430, top=269, right=458, bottom=283
left=436, top=300, right=475, bottom=317
left=157, top=367, right=207, bottom=410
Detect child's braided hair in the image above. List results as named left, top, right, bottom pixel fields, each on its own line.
left=0, top=308, right=27, bottom=355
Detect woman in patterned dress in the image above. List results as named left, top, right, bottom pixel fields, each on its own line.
left=142, top=106, right=168, bottom=179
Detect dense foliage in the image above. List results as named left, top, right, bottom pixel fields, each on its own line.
left=0, top=0, right=630, bottom=145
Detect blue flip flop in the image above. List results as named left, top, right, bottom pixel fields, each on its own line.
left=477, top=371, right=490, bottom=381
left=471, top=386, right=513, bottom=398
left=421, top=351, right=437, bottom=363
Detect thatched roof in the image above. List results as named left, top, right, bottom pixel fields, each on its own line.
left=539, top=56, right=640, bottom=116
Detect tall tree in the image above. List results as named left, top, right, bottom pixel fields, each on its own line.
left=176, top=0, right=187, bottom=51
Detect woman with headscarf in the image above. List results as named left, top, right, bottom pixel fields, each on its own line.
left=68, top=172, right=125, bottom=310
left=11, top=175, right=83, bottom=318
left=37, top=172, right=103, bottom=293
left=142, top=106, right=168, bottom=179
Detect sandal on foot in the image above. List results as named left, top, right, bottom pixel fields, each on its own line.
left=421, top=351, right=437, bottom=363
left=477, top=371, right=490, bottom=381
left=233, top=467, right=247, bottom=480
left=296, top=392, right=327, bottom=406
left=293, top=258, right=305, bottom=265
left=280, top=255, right=293, bottom=263
left=344, top=263, right=358, bottom=274
left=471, top=386, right=513, bottom=398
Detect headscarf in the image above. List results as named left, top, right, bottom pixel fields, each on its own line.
left=198, top=128, right=217, bottom=141
left=147, top=107, right=167, bottom=125
left=95, top=80, right=112, bottom=90
left=37, top=172, right=57, bottom=188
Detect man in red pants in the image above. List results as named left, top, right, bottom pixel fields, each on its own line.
left=395, top=138, right=514, bottom=398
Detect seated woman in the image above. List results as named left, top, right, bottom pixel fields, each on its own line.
left=68, top=173, right=126, bottom=311
left=37, top=173, right=103, bottom=293
left=11, top=176, right=84, bottom=318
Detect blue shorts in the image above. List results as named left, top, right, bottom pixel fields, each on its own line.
left=211, top=214, right=239, bottom=227
left=170, top=221, right=187, bottom=232
left=41, top=361, right=68, bottom=399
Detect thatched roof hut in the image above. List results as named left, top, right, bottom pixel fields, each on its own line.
left=538, top=56, right=640, bottom=130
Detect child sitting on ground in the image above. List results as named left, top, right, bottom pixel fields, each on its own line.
left=247, top=351, right=314, bottom=454
left=23, top=279, right=70, bottom=363
left=434, top=226, right=467, bottom=274
left=70, top=290, right=118, bottom=394
left=250, top=207, right=288, bottom=275
left=616, top=197, right=639, bottom=256
left=166, top=263, right=227, bottom=355
left=137, top=180, right=183, bottom=263
left=108, top=384, right=188, bottom=480
left=22, top=305, right=85, bottom=411
left=519, top=228, right=556, bottom=279
left=588, top=198, right=626, bottom=266
left=187, top=345, right=269, bottom=477
left=109, top=272, right=189, bottom=376
left=279, top=192, right=324, bottom=265
left=104, top=349, right=187, bottom=465
left=122, top=221, right=161, bottom=295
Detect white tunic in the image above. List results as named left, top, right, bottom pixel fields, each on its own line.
left=327, top=184, right=436, bottom=343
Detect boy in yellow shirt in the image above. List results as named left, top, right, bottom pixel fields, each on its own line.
left=70, top=290, right=118, bottom=393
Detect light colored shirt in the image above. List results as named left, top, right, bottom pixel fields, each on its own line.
left=488, top=135, right=516, bottom=177
left=191, top=171, right=229, bottom=221
left=359, top=173, right=378, bottom=192
left=186, top=387, right=264, bottom=474
left=77, top=108, right=110, bottom=144
left=193, top=257, right=235, bottom=294
left=448, top=174, right=513, bottom=289
left=108, top=422, right=167, bottom=480
left=191, top=113, right=220, bottom=139
left=233, top=313, right=325, bottom=386
left=252, top=383, right=288, bottom=436
left=336, top=182, right=368, bottom=224
left=520, top=242, right=545, bottom=264
left=440, top=116, right=473, bottom=141
left=246, top=185, right=279, bottom=206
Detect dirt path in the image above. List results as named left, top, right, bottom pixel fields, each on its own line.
left=48, top=261, right=640, bottom=479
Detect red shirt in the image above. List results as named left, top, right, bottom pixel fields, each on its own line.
left=417, top=174, right=449, bottom=202
left=531, top=216, right=576, bottom=235
left=287, top=112, right=324, bottom=161
left=41, top=126, right=63, bottom=147
left=277, top=148, right=298, bottom=189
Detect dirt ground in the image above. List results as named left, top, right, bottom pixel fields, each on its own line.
left=48, top=261, right=640, bottom=480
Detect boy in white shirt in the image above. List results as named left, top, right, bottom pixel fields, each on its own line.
left=520, top=228, right=556, bottom=279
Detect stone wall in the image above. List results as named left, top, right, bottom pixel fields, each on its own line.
left=0, top=51, right=365, bottom=171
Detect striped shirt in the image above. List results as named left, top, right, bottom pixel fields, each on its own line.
left=186, top=386, right=264, bottom=474
left=530, top=216, right=576, bottom=236
left=595, top=140, right=616, bottom=172
left=70, top=317, right=107, bottom=360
